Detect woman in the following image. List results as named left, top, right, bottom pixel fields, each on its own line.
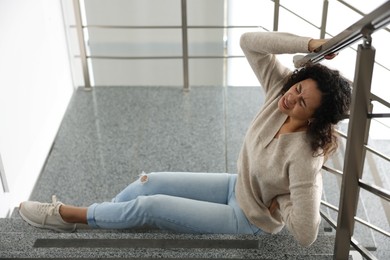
left=19, top=31, right=351, bottom=247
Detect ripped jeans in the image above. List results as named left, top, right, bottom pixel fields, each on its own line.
left=87, top=172, right=262, bottom=235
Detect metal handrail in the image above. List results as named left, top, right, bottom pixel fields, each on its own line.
left=321, top=200, right=390, bottom=237
left=75, top=55, right=245, bottom=60
left=322, top=165, right=342, bottom=176
left=294, top=0, right=390, bottom=66
left=303, top=1, right=390, bottom=258
left=335, top=129, right=390, bottom=162
left=321, top=165, right=390, bottom=202
left=319, top=210, right=379, bottom=260
left=337, top=0, right=390, bottom=34
left=71, top=25, right=262, bottom=29
left=359, top=179, right=390, bottom=202
left=371, top=93, right=390, bottom=108
left=365, top=144, right=390, bottom=162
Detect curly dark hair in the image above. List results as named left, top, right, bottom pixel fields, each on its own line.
left=281, top=63, right=352, bottom=157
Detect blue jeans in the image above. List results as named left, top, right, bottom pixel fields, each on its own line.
left=87, top=172, right=262, bottom=235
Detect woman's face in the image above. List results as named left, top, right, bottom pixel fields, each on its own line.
left=278, top=78, right=322, bottom=123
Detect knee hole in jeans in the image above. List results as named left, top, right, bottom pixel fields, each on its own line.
left=139, top=172, right=148, bottom=183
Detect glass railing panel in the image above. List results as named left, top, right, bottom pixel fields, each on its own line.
left=187, top=0, right=224, bottom=27
left=342, top=0, right=388, bottom=14
left=188, top=58, right=224, bottom=86
left=356, top=188, right=390, bottom=259
left=188, top=29, right=225, bottom=57
left=226, top=57, right=257, bottom=87
left=227, top=0, right=274, bottom=30
left=280, top=0, right=323, bottom=28
left=83, top=0, right=181, bottom=26
left=372, top=30, right=390, bottom=73
left=366, top=101, right=390, bottom=164
left=371, top=64, right=390, bottom=102
left=326, top=0, right=362, bottom=36
left=278, top=8, right=320, bottom=37
left=87, top=28, right=182, bottom=58
left=91, top=59, right=183, bottom=86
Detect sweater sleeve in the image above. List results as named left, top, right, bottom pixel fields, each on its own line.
left=240, top=32, right=312, bottom=94
left=277, top=156, right=323, bottom=247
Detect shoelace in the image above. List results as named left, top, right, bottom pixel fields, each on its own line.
left=40, top=195, right=59, bottom=226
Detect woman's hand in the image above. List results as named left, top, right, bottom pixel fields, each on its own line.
left=269, top=197, right=280, bottom=214
left=308, top=39, right=338, bottom=60
left=308, top=39, right=327, bottom=52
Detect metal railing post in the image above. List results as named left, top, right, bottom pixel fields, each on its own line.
left=181, top=0, right=189, bottom=91
left=0, top=153, right=9, bottom=193
left=273, top=0, right=280, bottom=31
left=320, top=0, right=329, bottom=39
left=73, top=0, right=91, bottom=90
left=334, top=38, right=376, bottom=260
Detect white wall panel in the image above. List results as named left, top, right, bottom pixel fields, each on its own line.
left=0, top=0, right=74, bottom=216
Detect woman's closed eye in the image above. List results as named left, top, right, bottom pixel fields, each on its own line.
left=296, top=84, right=302, bottom=93
left=296, top=84, right=307, bottom=107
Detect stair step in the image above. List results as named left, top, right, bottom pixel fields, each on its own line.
left=1, top=216, right=335, bottom=237
left=2, top=209, right=336, bottom=259
left=1, top=217, right=335, bottom=259
left=0, top=229, right=335, bottom=259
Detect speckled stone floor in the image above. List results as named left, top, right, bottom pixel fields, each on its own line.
left=1, top=86, right=388, bottom=259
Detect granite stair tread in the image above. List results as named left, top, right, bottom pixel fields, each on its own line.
left=0, top=218, right=335, bottom=259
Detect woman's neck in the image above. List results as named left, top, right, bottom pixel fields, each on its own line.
left=275, top=117, right=307, bottom=138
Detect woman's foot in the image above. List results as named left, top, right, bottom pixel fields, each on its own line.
left=19, top=195, right=76, bottom=232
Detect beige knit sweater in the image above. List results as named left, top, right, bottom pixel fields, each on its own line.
left=236, top=32, right=324, bottom=247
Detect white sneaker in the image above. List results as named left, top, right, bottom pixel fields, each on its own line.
left=19, top=195, right=76, bottom=232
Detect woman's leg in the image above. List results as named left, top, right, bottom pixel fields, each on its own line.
left=19, top=173, right=261, bottom=235
left=88, top=195, right=239, bottom=233
left=59, top=205, right=88, bottom=224
left=32, top=172, right=231, bottom=226
left=113, top=172, right=231, bottom=204
left=86, top=174, right=261, bottom=234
